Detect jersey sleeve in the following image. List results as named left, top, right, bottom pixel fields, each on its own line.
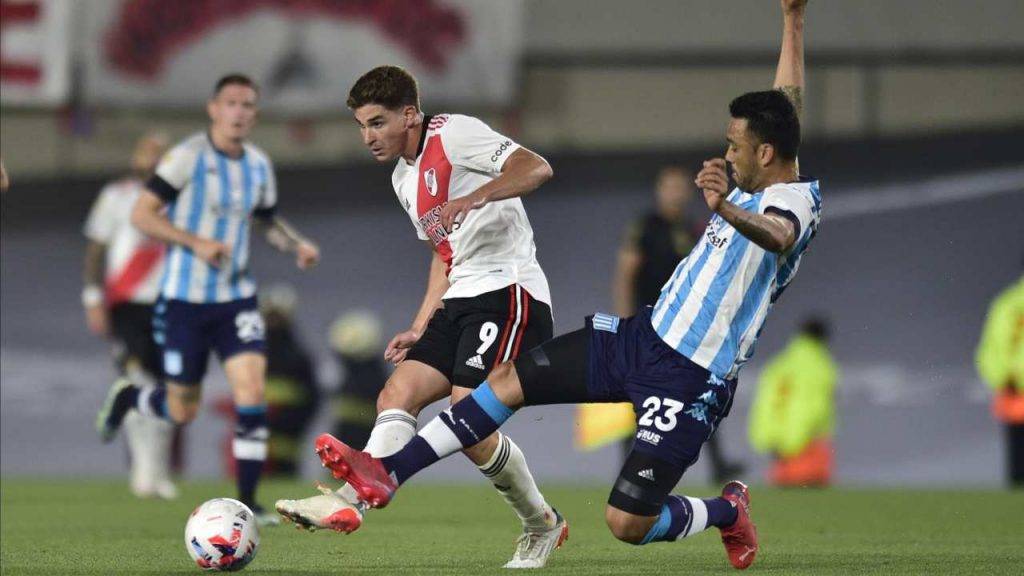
left=761, top=184, right=815, bottom=241
left=441, top=115, right=521, bottom=176
left=148, top=145, right=195, bottom=203
left=253, top=155, right=278, bottom=221
left=83, top=185, right=118, bottom=243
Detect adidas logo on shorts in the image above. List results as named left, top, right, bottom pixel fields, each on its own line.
left=465, top=354, right=486, bottom=370
left=638, top=468, right=656, bottom=482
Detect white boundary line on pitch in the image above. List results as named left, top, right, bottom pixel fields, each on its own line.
left=827, top=165, right=1024, bottom=220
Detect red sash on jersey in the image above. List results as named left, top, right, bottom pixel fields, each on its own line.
left=416, top=135, right=454, bottom=274
left=105, top=242, right=164, bottom=306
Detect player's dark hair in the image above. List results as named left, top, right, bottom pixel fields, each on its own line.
left=729, top=90, right=800, bottom=161
left=213, top=73, right=259, bottom=97
left=347, top=65, right=420, bottom=111
left=800, top=316, right=830, bottom=342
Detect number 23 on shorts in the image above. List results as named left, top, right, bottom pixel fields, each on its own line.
left=637, top=396, right=685, bottom=432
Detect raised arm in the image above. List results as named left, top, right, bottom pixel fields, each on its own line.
left=774, top=0, right=807, bottom=117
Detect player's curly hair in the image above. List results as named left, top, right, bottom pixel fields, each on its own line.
left=347, top=66, right=420, bottom=111
left=729, top=90, right=801, bottom=160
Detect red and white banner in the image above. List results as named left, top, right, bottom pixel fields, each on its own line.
left=0, top=0, right=71, bottom=106
left=81, top=0, right=524, bottom=111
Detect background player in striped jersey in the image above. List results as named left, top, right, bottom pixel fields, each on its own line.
left=96, top=74, right=320, bottom=525
left=277, top=66, right=568, bottom=568
left=310, top=0, right=816, bottom=570
left=83, top=132, right=180, bottom=500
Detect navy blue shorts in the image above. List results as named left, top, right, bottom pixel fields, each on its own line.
left=153, top=296, right=266, bottom=385
left=517, top=306, right=737, bottom=471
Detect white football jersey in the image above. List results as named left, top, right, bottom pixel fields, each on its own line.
left=392, top=114, right=551, bottom=305
left=83, top=177, right=165, bottom=305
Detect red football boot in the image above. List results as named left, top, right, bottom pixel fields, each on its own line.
left=314, top=433, right=398, bottom=509
left=718, top=481, right=758, bottom=570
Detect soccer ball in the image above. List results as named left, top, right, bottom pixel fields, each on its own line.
left=184, top=498, right=259, bottom=571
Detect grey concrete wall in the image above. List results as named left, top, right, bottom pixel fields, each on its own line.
left=524, top=0, right=1024, bottom=52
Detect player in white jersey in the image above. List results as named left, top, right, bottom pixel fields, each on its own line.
left=96, top=74, right=320, bottom=524
left=83, top=132, right=179, bottom=500
left=305, top=1, right=816, bottom=571
left=276, top=66, right=567, bottom=568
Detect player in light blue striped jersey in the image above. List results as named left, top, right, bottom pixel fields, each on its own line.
left=96, top=74, right=320, bottom=525
left=307, top=1, right=817, bottom=569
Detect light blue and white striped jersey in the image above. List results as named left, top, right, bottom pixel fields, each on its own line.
left=150, top=132, right=277, bottom=303
left=651, top=178, right=821, bottom=380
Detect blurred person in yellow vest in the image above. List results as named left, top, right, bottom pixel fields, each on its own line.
left=329, top=310, right=386, bottom=451
left=215, top=283, right=321, bottom=477
left=577, top=166, right=742, bottom=483
left=975, top=270, right=1024, bottom=487
left=749, top=317, right=838, bottom=487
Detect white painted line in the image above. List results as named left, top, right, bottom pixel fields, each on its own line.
left=827, top=166, right=1024, bottom=220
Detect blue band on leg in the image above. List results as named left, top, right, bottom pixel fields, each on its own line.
left=237, top=404, right=267, bottom=415
left=470, top=382, right=514, bottom=424
left=639, top=504, right=674, bottom=545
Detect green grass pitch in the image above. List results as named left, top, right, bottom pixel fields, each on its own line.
left=1, top=478, right=1021, bottom=574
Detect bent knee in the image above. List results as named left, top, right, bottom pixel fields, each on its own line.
left=486, top=362, right=524, bottom=407
left=605, top=507, right=654, bottom=545
left=489, top=361, right=516, bottom=383
left=166, top=400, right=199, bottom=425
left=376, top=377, right=419, bottom=414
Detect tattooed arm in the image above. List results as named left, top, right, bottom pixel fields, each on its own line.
left=774, top=0, right=807, bottom=117
left=695, top=159, right=796, bottom=254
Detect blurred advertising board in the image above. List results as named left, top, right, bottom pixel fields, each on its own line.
left=0, top=0, right=71, bottom=106
left=81, top=0, right=524, bottom=111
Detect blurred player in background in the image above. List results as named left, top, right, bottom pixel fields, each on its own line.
left=96, top=73, right=321, bottom=524
left=278, top=65, right=567, bottom=568
left=259, top=284, right=320, bottom=477
left=310, top=1, right=816, bottom=570
left=83, top=131, right=180, bottom=499
left=749, top=317, right=838, bottom=487
left=329, top=310, right=387, bottom=450
left=976, top=265, right=1024, bottom=487
left=613, top=167, right=704, bottom=319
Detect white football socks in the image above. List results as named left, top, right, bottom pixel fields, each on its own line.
left=677, top=497, right=710, bottom=539
left=479, top=433, right=556, bottom=532
left=125, top=410, right=177, bottom=499
left=337, top=409, right=417, bottom=503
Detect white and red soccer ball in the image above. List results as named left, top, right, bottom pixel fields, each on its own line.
left=184, top=498, right=259, bottom=571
